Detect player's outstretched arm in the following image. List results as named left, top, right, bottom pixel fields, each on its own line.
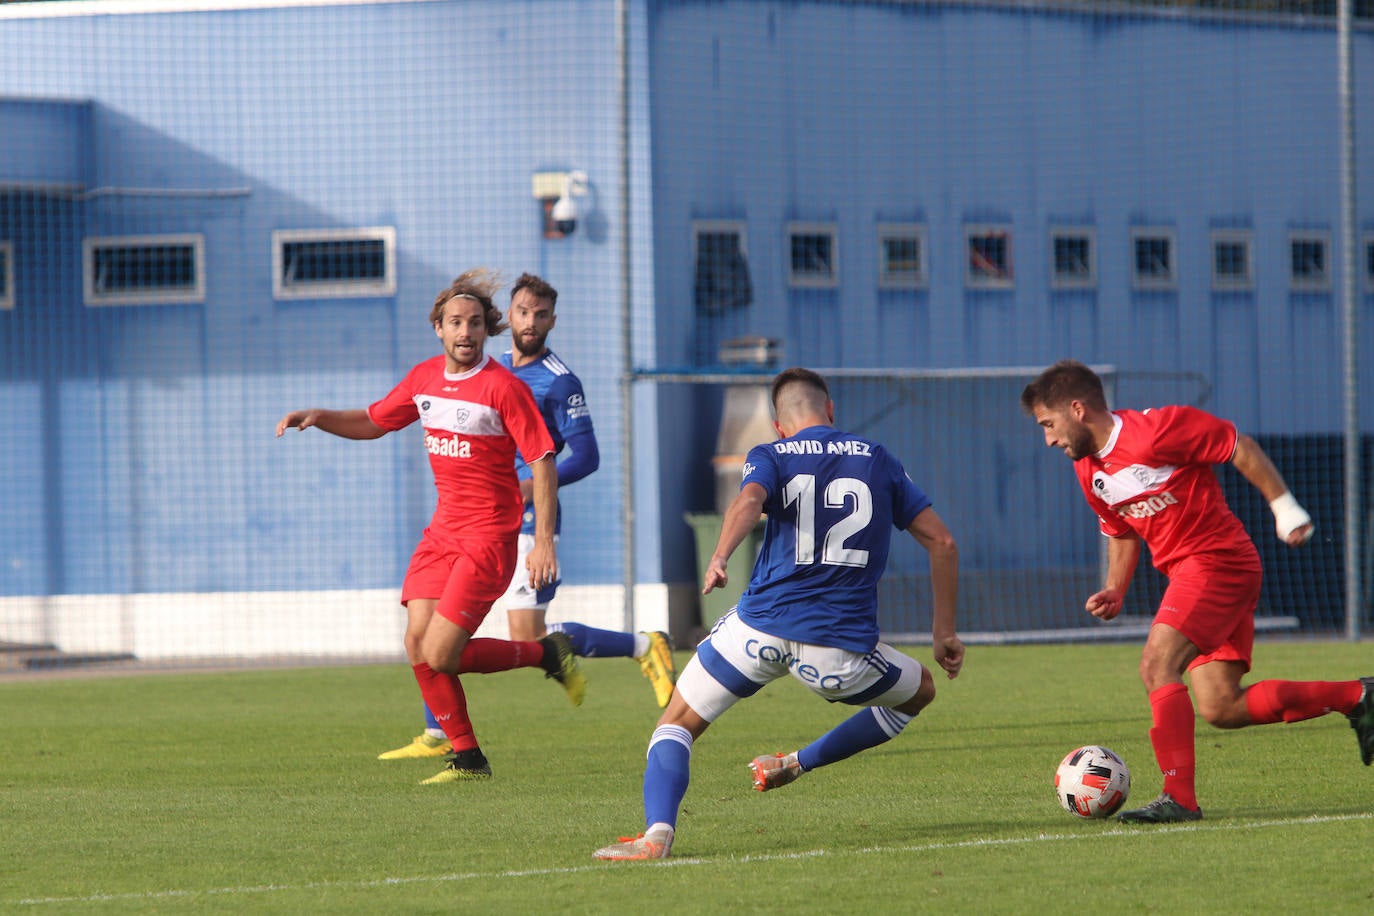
left=1231, top=434, right=1313, bottom=546
left=703, top=482, right=767, bottom=595
left=275, top=408, right=387, bottom=440
left=907, top=507, right=963, bottom=678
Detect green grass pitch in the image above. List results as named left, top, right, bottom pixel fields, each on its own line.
left=2, top=641, right=1371, bottom=913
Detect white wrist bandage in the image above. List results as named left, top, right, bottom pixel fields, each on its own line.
left=1269, top=492, right=1313, bottom=542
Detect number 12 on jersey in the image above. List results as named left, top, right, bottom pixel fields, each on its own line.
left=781, top=474, right=872, bottom=569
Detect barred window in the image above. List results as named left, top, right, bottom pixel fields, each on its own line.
left=786, top=222, right=838, bottom=288
left=1130, top=227, right=1176, bottom=290
left=1289, top=231, right=1330, bottom=292
left=1364, top=232, right=1374, bottom=293
left=83, top=234, right=204, bottom=306
left=1050, top=227, right=1095, bottom=290
left=693, top=221, right=752, bottom=313
left=272, top=227, right=396, bottom=300
left=966, top=225, right=1013, bottom=289
left=0, top=242, right=12, bottom=311
left=1211, top=230, right=1252, bottom=291
left=877, top=223, right=927, bottom=289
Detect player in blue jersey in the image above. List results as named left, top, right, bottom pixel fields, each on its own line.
left=499, top=274, right=674, bottom=696
left=380, top=274, right=676, bottom=761
left=594, top=367, right=963, bottom=860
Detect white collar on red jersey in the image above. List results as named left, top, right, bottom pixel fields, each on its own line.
left=1096, top=412, right=1124, bottom=459
left=443, top=354, right=490, bottom=382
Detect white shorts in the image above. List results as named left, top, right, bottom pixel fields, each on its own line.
left=500, top=533, right=561, bottom=610
left=675, top=609, right=926, bottom=723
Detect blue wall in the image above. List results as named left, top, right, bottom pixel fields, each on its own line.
left=646, top=0, right=1374, bottom=583
left=0, top=1, right=644, bottom=597
left=650, top=3, right=1373, bottom=414
left=0, top=0, right=1370, bottom=614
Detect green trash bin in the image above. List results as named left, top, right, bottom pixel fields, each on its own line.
left=684, top=512, right=766, bottom=630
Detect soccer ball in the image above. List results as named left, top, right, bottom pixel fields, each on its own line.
left=1054, top=745, right=1130, bottom=818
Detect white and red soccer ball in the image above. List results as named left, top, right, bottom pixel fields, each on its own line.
left=1055, top=745, right=1130, bottom=818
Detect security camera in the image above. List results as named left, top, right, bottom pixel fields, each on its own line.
left=550, top=193, right=578, bottom=237
left=547, top=170, right=588, bottom=238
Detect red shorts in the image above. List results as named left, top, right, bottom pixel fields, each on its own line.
left=1154, top=552, right=1262, bottom=673
left=400, top=531, right=517, bottom=634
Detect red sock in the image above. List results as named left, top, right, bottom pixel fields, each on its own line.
left=458, top=638, right=544, bottom=673
left=1244, top=679, right=1364, bottom=724
left=412, top=662, right=478, bottom=752
left=1148, top=683, right=1198, bottom=810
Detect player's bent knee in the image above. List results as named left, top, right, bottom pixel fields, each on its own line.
left=1137, top=655, right=1183, bottom=693
left=424, top=651, right=459, bottom=675
left=674, top=655, right=744, bottom=724
left=893, top=666, right=936, bottom=716
left=420, top=634, right=463, bottom=674
left=1195, top=697, right=1248, bottom=729
left=656, top=696, right=712, bottom=739
left=1199, top=709, right=1246, bottom=729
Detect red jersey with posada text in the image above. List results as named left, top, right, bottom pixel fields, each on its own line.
left=1073, top=405, right=1256, bottom=576
left=367, top=355, right=554, bottom=546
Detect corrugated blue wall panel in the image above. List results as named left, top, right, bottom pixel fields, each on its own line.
left=0, top=98, right=91, bottom=187
left=0, top=1, right=634, bottom=597
left=645, top=0, right=1372, bottom=584
left=0, top=1, right=1369, bottom=605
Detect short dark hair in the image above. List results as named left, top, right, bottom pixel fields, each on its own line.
left=1020, top=359, right=1108, bottom=414
left=510, top=272, right=558, bottom=308
left=771, top=366, right=830, bottom=412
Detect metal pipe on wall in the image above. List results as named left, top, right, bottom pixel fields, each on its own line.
left=617, top=0, right=636, bottom=633
left=1337, top=0, right=1362, bottom=640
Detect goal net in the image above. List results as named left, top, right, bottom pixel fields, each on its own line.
left=647, top=366, right=1349, bottom=643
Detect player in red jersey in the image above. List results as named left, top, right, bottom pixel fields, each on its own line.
left=1021, top=360, right=1373, bottom=823
left=276, top=269, right=586, bottom=783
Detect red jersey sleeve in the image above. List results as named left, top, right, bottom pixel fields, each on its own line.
left=501, top=375, right=555, bottom=465
left=1095, top=505, right=1134, bottom=539
left=1144, top=405, right=1238, bottom=468
left=366, top=363, right=424, bottom=431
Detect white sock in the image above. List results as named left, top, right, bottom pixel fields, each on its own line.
left=632, top=633, right=650, bottom=658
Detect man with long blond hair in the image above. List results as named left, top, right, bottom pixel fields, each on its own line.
left=277, top=269, right=585, bottom=783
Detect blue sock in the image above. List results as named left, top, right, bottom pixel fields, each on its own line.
left=423, top=702, right=440, bottom=732
left=796, top=707, right=912, bottom=771
left=643, top=724, right=693, bottom=829
left=550, top=621, right=635, bottom=658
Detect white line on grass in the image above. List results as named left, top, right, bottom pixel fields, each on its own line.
left=12, top=812, right=1370, bottom=907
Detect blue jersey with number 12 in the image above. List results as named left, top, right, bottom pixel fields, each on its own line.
left=735, top=425, right=931, bottom=653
